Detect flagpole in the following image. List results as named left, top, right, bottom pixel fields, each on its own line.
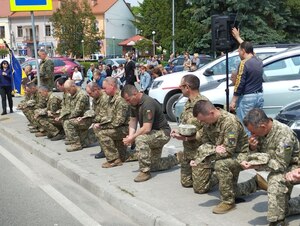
left=31, top=11, right=40, bottom=86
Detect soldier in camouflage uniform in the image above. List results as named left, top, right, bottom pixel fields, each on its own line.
left=122, top=84, right=178, bottom=182
left=286, top=168, right=300, bottom=217
left=21, top=83, right=48, bottom=133
left=33, top=86, right=62, bottom=138
left=94, top=77, right=129, bottom=168
left=191, top=100, right=249, bottom=214
left=62, top=80, right=90, bottom=152
left=235, top=108, right=300, bottom=226
left=54, top=77, right=71, bottom=135
left=86, top=82, right=109, bottom=158
left=38, top=49, right=54, bottom=90
left=67, top=82, right=109, bottom=153
left=170, top=74, right=209, bottom=192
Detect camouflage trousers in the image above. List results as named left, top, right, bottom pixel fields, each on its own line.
left=63, top=118, right=92, bottom=145
left=181, top=140, right=200, bottom=188
left=94, top=126, right=128, bottom=162
left=22, top=108, right=37, bottom=127
left=180, top=140, right=218, bottom=193
left=287, top=195, right=300, bottom=216
left=36, top=115, right=63, bottom=137
left=40, top=77, right=54, bottom=90
left=236, top=172, right=293, bottom=222
left=214, top=158, right=242, bottom=204
left=135, top=130, right=177, bottom=173
left=191, top=157, right=219, bottom=194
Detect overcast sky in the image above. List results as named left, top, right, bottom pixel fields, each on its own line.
left=125, top=0, right=143, bottom=7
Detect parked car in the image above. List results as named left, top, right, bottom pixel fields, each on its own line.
left=21, top=57, right=85, bottom=89
left=275, top=100, right=300, bottom=140
left=0, top=55, right=30, bottom=65
left=165, top=54, right=212, bottom=73
left=103, top=58, right=126, bottom=67
left=149, top=46, right=290, bottom=121
left=175, top=46, right=300, bottom=122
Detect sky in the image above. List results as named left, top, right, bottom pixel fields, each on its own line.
left=125, top=0, right=143, bottom=7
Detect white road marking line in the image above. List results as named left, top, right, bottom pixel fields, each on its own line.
left=0, top=145, right=102, bottom=226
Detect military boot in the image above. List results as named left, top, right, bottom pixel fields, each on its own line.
left=35, top=131, right=47, bottom=137
left=269, top=219, right=287, bottom=226
left=65, top=140, right=76, bottom=145
left=66, top=142, right=82, bottom=152
left=134, top=171, right=151, bottom=182
left=256, top=174, right=268, bottom=191
left=51, top=133, right=65, bottom=141
left=102, top=158, right=123, bottom=168
left=212, top=202, right=236, bottom=214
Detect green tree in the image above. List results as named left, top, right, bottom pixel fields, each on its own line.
left=134, top=0, right=300, bottom=55
left=50, top=0, right=103, bottom=57
left=134, top=39, right=153, bottom=56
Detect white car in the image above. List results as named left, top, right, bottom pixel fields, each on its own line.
left=175, top=46, right=300, bottom=121
left=149, top=46, right=290, bottom=121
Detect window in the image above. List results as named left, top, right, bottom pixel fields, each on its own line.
left=45, top=25, right=51, bottom=36
left=17, top=26, right=23, bottom=37
left=263, top=56, right=300, bottom=82
left=0, top=26, right=5, bottom=39
left=53, top=59, right=65, bottom=67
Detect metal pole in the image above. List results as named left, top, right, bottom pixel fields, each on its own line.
left=31, top=11, right=40, bottom=86
left=172, top=0, right=175, bottom=55
left=152, top=31, right=155, bottom=55
left=112, top=37, right=115, bottom=58
left=81, top=40, right=85, bottom=62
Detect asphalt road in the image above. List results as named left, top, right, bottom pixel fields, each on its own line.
left=0, top=135, right=137, bottom=226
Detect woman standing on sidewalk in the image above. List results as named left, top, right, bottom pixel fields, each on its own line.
left=0, top=60, right=13, bottom=115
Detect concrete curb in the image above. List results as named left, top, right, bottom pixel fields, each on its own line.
left=0, top=124, right=187, bottom=226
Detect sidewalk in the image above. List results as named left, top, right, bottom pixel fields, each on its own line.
left=0, top=110, right=300, bottom=226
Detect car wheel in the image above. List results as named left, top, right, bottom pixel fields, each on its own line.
left=54, top=76, right=62, bottom=92
left=166, top=93, right=181, bottom=122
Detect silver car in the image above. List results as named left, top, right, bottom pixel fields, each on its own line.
left=175, top=46, right=300, bottom=122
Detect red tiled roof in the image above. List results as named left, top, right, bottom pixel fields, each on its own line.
left=0, top=0, right=118, bottom=18
left=118, top=35, right=147, bottom=46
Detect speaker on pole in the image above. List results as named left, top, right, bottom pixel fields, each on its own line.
left=212, top=14, right=239, bottom=52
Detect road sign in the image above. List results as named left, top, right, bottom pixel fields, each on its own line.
left=10, top=0, right=53, bottom=11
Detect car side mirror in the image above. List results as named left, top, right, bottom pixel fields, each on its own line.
left=204, top=68, right=214, bottom=76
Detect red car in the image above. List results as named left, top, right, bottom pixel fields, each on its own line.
left=21, top=57, right=85, bottom=87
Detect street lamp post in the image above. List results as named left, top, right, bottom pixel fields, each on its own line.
left=81, top=39, right=85, bottom=62
left=152, top=31, right=156, bottom=56
left=112, top=36, right=115, bottom=58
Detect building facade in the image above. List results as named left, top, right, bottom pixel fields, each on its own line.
left=0, top=0, right=136, bottom=58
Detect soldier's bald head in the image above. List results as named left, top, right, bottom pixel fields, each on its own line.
left=104, top=77, right=118, bottom=88
left=64, top=79, right=76, bottom=89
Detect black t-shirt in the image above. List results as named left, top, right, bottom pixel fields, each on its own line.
left=124, top=60, right=136, bottom=85
left=130, top=94, right=170, bottom=134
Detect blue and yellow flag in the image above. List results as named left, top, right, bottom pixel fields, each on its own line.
left=10, top=51, right=22, bottom=94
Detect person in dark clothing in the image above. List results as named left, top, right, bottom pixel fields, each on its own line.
left=124, top=52, right=136, bottom=85
left=0, top=60, right=13, bottom=115
left=229, top=41, right=264, bottom=135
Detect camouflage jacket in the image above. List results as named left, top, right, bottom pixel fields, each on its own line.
left=59, top=92, right=72, bottom=119
left=100, top=90, right=129, bottom=129
left=23, top=91, right=47, bottom=109
left=180, top=94, right=208, bottom=150
left=92, top=93, right=109, bottom=123
left=35, top=92, right=62, bottom=116
left=68, top=89, right=90, bottom=119
left=251, top=120, right=300, bottom=173
left=197, top=109, right=249, bottom=163
left=39, top=58, right=54, bottom=79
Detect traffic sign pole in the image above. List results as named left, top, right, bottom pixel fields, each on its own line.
left=31, top=11, right=40, bottom=86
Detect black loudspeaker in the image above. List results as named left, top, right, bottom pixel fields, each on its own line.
left=212, top=14, right=239, bottom=52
